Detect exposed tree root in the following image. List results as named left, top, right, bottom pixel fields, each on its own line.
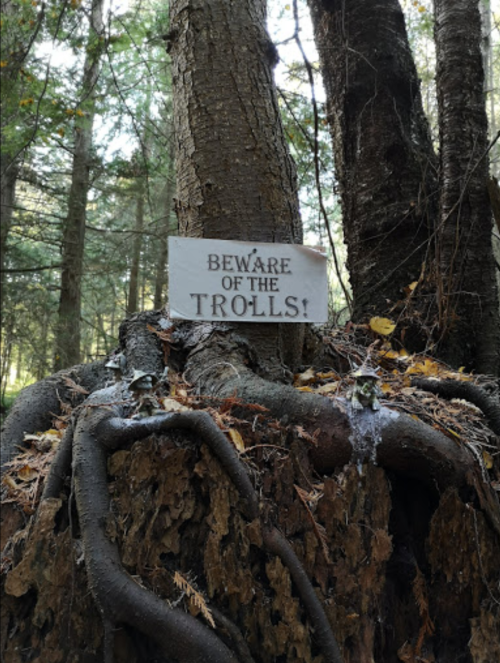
left=180, top=327, right=476, bottom=490
left=68, top=385, right=343, bottom=662
left=3, top=316, right=500, bottom=662
left=1, top=360, right=107, bottom=472
left=412, top=377, right=500, bottom=436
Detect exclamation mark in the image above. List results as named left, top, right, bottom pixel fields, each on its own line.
left=302, top=298, right=309, bottom=318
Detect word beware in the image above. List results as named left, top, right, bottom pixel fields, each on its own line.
left=169, top=237, right=328, bottom=323
left=207, top=252, right=292, bottom=275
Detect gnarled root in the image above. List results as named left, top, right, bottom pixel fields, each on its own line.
left=1, top=360, right=107, bottom=472
left=72, top=395, right=344, bottom=662
left=412, top=377, right=500, bottom=436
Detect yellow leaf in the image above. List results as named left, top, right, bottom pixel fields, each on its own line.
left=2, top=475, right=19, bottom=490
left=76, top=108, right=85, bottom=117
left=315, top=382, right=339, bottom=395
left=294, top=367, right=316, bottom=386
left=160, top=397, right=189, bottom=413
left=316, top=371, right=340, bottom=380
left=379, top=347, right=400, bottom=360
left=0, top=60, right=8, bottom=68
left=406, top=358, right=440, bottom=377
left=482, top=451, right=493, bottom=470
left=380, top=383, right=393, bottom=395
left=369, top=316, right=396, bottom=336
left=228, top=429, right=245, bottom=452
left=18, top=465, right=38, bottom=482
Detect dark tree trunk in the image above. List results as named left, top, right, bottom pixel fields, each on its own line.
left=126, top=184, right=146, bottom=316
left=170, top=0, right=305, bottom=373
left=434, top=0, right=500, bottom=373
left=307, top=0, right=438, bottom=325
left=153, top=165, right=175, bottom=309
left=127, top=98, right=152, bottom=317
left=170, top=0, right=301, bottom=245
left=54, top=0, right=104, bottom=370
left=0, top=157, right=17, bottom=308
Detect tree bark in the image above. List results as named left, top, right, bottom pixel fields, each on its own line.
left=54, top=0, right=104, bottom=370
left=0, top=156, right=17, bottom=308
left=153, top=177, right=175, bottom=309
left=127, top=180, right=147, bottom=316
left=169, top=0, right=305, bottom=373
left=434, top=0, right=500, bottom=373
left=307, top=0, right=438, bottom=325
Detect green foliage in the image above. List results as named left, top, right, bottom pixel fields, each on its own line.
left=1, top=0, right=174, bottom=387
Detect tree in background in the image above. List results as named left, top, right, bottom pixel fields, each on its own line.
left=0, top=0, right=173, bottom=386
left=54, top=0, right=105, bottom=370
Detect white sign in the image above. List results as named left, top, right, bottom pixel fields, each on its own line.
left=168, top=237, right=328, bottom=323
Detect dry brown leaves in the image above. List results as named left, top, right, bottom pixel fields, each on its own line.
left=2, top=429, right=64, bottom=515
left=298, top=329, right=499, bottom=480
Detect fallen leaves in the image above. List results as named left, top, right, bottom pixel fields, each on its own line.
left=1, top=428, right=64, bottom=512
left=228, top=428, right=246, bottom=452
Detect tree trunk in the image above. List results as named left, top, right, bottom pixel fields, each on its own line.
left=0, top=157, right=17, bottom=309
left=54, top=0, right=104, bottom=370
left=307, top=0, right=438, bottom=326
left=434, top=0, right=500, bottom=373
left=126, top=183, right=146, bottom=316
left=153, top=167, right=175, bottom=309
left=0, top=0, right=26, bottom=309
left=127, top=94, right=152, bottom=317
left=170, top=0, right=305, bottom=372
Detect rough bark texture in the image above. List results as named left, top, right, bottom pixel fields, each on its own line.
left=170, top=0, right=301, bottom=245
left=169, top=0, right=305, bottom=373
left=434, top=0, right=500, bottom=373
left=54, top=0, right=104, bottom=370
left=308, top=0, right=438, bottom=324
